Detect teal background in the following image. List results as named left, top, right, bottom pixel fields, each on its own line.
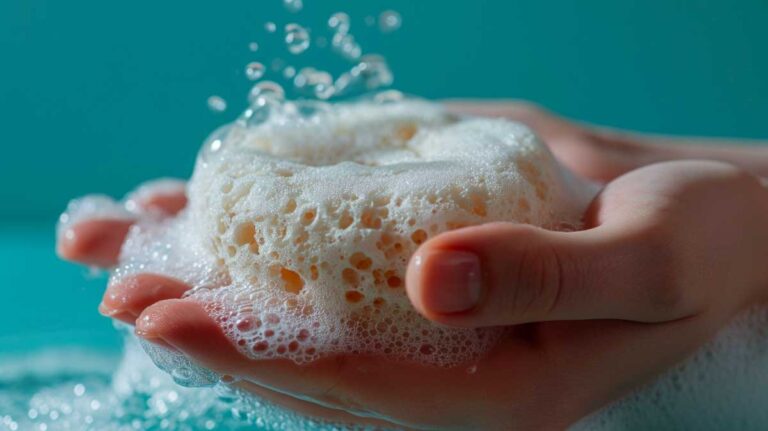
left=0, top=0, right=767, bottom=346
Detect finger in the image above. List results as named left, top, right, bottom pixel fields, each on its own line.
left=407, top=221, right=678, bottom=327
left=232, top=380, right=405, bottom=430
left=407, top=160, right=765, bottom=327
left=56, top=218, right=134, bottom=267
left=125, top=178, right=187, bottom=216
left=99, top=273, right=191, bottom=325
left=444, top=100, right=660, bottom=182
left=134, top=299, right=536, bottom=430
left=57, top=180, right=186, bottom=267
left=134, top=299, right=350, bottom=401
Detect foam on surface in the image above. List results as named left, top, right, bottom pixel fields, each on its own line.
left=114, top=98, right=597, bottom=366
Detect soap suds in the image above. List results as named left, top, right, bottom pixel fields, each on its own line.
left=113, top=98, right=596, bottom=367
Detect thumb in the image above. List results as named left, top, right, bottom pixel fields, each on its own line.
left=406, top=160, right=768, bottom=328
left=405, top=219, right=683, bottom=328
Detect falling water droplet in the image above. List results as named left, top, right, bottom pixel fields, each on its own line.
left=379, top=10, right=402, bottom=33
left=248, top=80, right=286, bottom=105
left=207, top=96, right=227, bottom=112
left=264, top=22, right=277, bottom=33
left=328, top=12, right=350, bottom=35
left=283, top=66, right=297, bottom=79
left=282, top=0, right=303, bottom=13
left=293, top=67, right=334, bottom=100
left=245, top=62, right=265, bottom=81
left=285, top=23, right=310, bottom=54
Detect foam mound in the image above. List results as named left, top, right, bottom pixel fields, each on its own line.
left=117, top=98, right=596, bottom=366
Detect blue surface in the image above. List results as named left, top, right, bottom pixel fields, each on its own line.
left=0, top=224, right=120, bottom=351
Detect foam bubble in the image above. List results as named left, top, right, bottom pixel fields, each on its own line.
left=113, top=98, right=597, bottom=368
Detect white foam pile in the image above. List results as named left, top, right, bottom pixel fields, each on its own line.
left=112, top=97, right=596, bottom=367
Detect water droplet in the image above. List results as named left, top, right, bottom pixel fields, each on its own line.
left=245, top=62, right=265, bottom=81
left=374, top=89, right=405, bottom=104
left=264, top=22, right=277, bottom=33
left=282, top=0, right=303, bottom=13
left=332, top=33, right=362, bottom=60
left=248, top=42, right=259, bottom=52
left=207, top=95, right=227, bottom=112
left=285, top=23, right=310, bottom=54
left=293, top=67, right=334, bottom=99
left=283, top=66, right=296, bottom=79
left=328, top=12, right=350, bottom=35
left=359, top=54, right=393, bottom=89
left=247, top=80, right=285, bottom=105
left=73, top=384, right=86, bottom=397
left=379, top=10, right=402, bottom=33
left=271, top=58, right=286, bottom=72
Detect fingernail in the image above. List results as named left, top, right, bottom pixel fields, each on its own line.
left=418, top=250, right=483, bottom=314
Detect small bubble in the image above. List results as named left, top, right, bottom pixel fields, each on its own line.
left=264, top=22, right=277, bottom=33
left=285, top=23, right=310, bottom=54
left=283, top=66, right=296, bottom=78
left=270, top=58, right=286, bottom=72
left=328, top=12, right=350, bottom=35
left=248, top=42, right=259, bottom=52
left=73, top=384, right=86, bottom=397
left=332, top=33, right=362, bottom=60
left=282, top=0, right=302, bottom=13
left=248, top=80, right=285, bottom=104
left=207, top=95, right=227, bottom=113
left=374, top=89, right=405, bottom=104
left=245, top=62, right=265, bottom=81
left=294, top=67, right=334, bottom=99
left=379, top=10, right=402, bottom=33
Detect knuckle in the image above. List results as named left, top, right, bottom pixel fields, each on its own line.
left=632, top=224, right=694, bottom=319
left=496, top=228, right=568, bottom=320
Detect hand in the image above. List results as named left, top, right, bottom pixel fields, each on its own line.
left=58, top=159, right=768, bottom=430
left=446, top=100, right=768, bottom=182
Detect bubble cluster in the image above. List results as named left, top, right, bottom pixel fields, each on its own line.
left=284, top=24, right=310, bottom=55
left=0, top=331, right=388, bottom=430
left=122, top=99, right=596, bottom=367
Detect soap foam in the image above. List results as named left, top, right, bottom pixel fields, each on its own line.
left=113, top=98, right=596, bottom=367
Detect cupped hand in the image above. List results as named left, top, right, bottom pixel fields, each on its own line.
left=58, top=158, right=768, bottom=430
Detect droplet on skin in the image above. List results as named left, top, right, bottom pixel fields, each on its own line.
left=285, top=23, right=310, bottom=54
left=379, top=10, right=402, bottom=33
left=245, top=62, right=265, bottom=81
left=207, top=96, right=227, bottom=113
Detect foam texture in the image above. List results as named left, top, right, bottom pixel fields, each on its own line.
left=113, top=99, right=597, bottom=367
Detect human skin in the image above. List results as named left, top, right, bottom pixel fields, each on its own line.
left=57, top=101, right=768, bottom=430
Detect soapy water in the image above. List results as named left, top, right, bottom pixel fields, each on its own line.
left=3, top=310, right=768, bottom=430
left=0, top=328, right=385, bottom=431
